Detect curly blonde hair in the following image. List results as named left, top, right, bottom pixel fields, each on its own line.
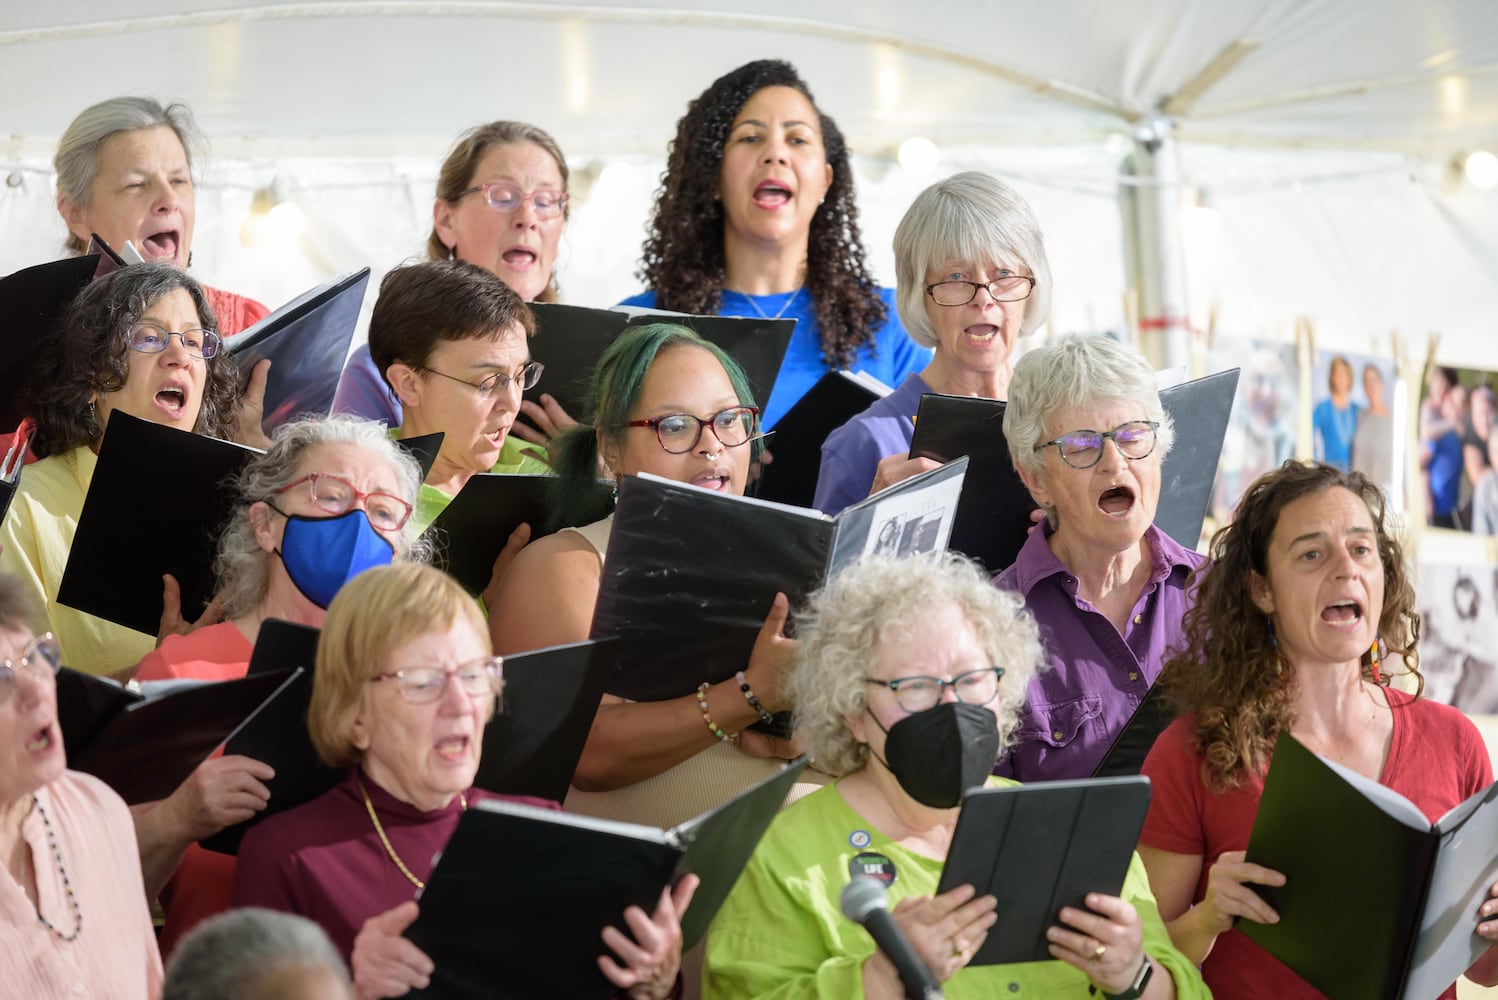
left=790, top=553, right=1046, bottom=776
left=1160, top=461, right=1422, bottom=791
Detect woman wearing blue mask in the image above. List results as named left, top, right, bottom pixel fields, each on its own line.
left=134, top=414, right=429, bottom=961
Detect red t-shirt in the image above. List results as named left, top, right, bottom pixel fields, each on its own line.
left=1140, top=689, right=1493, bottom=1000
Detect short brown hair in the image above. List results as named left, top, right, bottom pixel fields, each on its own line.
left=427, top=121, right=569, bottom=303
left=1161, top=460, right=1421, bottom=791
left=308, top=563, right=496, bottom=767
left=0, top=574, right=41, bottom=635
left=367, top=260, right=536, bottom=396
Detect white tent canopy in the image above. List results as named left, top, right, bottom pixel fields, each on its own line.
left=3, top=0, right=1498, bottom=364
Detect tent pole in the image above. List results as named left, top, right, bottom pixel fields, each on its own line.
left=1130, top=116, right=1190, bottom=371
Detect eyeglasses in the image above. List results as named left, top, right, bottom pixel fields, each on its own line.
left=425, top=362, right=544, bottom=400
left=1036, top=420, right=1160, bottom=470
left=624, top=405, right=761, bottom=455
left=371, top=657, right=504, bottom=704
left=273, top=473, right=414, bottom=531
left=455, top=183, right=569, bottom=219
left=128, top=322, right=222, bottom=360
left=925, top=274, right=1035, bottom=306
left=0, top=634, right=61, bottom=705
left=866, top=666, right=1006, bottom=714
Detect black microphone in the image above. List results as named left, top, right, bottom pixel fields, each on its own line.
left=839, top=876, right=945, bottom=1000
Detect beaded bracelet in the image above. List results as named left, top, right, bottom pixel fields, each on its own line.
left=735, top=670, right=777, bottom=726
left=696, top=682, right=737, bottom=742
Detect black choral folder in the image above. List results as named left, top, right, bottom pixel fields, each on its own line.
left=936, top=776, right=1152, bottom=966
left=57, top=413, right=261, bottom=636
left=755, top=369, right=891, bottom=508
left=203, top=620, right=330, bottom=855
left=1242, top=732, right=1498, bottom=1000
left=55, top=665, right=301, bottom=805
left=0, top=254, right=100, bottom=429
left=228, top=269, right=370, bottom=431
left=591, top=458, right=967, bottom=703
left=908, top=368, right=1239, bottom=572
left=523, top=303, right=794, bottom=432
left=473, top=637, right=617, bottom=804
left=1090, top=682, right=1173, bottom=778
left=423, top=474, right=613, bottom=595
left=405, top=758, right=807, bottom=1000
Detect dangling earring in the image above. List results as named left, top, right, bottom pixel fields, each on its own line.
left=1267, top=618, right=1282, bottom=677
left=1369, top=636, right=1387, bottom=684
left=186, top=251, right=194, bottom=269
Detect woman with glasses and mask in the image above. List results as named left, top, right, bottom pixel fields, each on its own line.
left=335, top=121, right=571, bottom=440
left=995, top=335, right=1205, bottom=782
left=0, top=573, right=163, bottom=998
left=815, top=171, right=1052, bottom=515
left=622, top=60, right=932, bottom=431
left=0, top=263, right=242, bottom=680
left=362, top=260, right=548, bottom=534
left=704, top=554, right=1205, bottom=999
left=132, top=414, right=430, bottom=959
left=487, top=323, right=802, bottom=829
left=233, top=563, right=694, bottom=1000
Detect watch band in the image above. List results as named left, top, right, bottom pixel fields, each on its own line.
left=1100, top=956, right=1154, bottom=1000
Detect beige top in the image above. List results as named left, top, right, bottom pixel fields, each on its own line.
left=558, top=515, right=827, bottom=828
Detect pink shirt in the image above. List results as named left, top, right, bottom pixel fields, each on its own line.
left=0, top=771, right=162, bottom=999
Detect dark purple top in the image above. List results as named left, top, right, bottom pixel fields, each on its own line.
left=813, top=373, right=932, bottom=515
left=993, top=523, right=1204, bottom=782
left=231, top=766, right=556, bottom=959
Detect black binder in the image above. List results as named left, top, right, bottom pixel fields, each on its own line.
left=0, top=255, right=100, bottom=429
left=755, top=370, right=890, bottom=508
left=57, top=413, right=260, bottom=636
left=936, top=776, right=1152, bottom=966
left=406, top=759, right=807, bottom=1000
left=228, top=269, right=370, bottom=431
left=1090, top=683, right=1173, bottom=778
left=423, top=474, right=612, bottom=594
left=591, top=459, right=967, bottom=703
left=1243, top=732, right=1498, bottom=1000
left=55, top=665, right=302, bottom=805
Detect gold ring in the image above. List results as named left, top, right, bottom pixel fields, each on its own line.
left=1092, top=944, right=1107, bottom=961
left=951, top=940, right=965, bottom=958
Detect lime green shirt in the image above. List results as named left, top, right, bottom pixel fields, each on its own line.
left=391, top=431, right=550, bottom=534
left=703, top=778, right=1209, bottom=999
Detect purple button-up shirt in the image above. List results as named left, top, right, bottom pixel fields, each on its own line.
left=993, top=523, right=1204, bottom=782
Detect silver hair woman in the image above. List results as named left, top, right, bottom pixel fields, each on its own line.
left=53, top=95, right=269, bottom=336
left=704, top=552, right=1208, bottom=999
left=994, top=334, right=1202, bottom=785
left=814, top=171, right=1053, bottom=514
left=133, top=414, right=430, bottom=958
left=163, top=908, right=351, bottom=1000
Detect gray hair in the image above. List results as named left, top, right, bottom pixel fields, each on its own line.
left=214, top=415, right=431, bottom=618
left=162, top=907, right=350, bottom=1000
left=1004, top=334, right=1174, bottom=484
left=789, top=553, right=1045, bottom=776
left=893, top=171, right=1052, bottom=349
left=54, top=97, right=201, bottom=255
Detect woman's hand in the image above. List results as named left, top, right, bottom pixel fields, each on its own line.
left=864, top=883, right=997, bottom=992
left=514, top=394, right=578, bottom=446
left=481, top=522, right=532, bottom=616
left=156, top=574, right=223, bottom=648
left=869, top=452, right=940, bottom=496
left=352, top=901, right=434, bottom=1000
left=1048, top=892, right=1152, bottom=995
left=1467, top=881, right=1498, bottom=987
left=1194, top=850, right=1284, bottom=935
left=164, top=754, right=274, bottom=841
left=599, top=873, right=699, bottom=999
left=235, top=358, right=273, bottom=450
left=742, top=592, right=795, bottom=714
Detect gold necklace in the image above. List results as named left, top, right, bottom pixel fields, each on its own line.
left=357, top=776, right=466, bottom=890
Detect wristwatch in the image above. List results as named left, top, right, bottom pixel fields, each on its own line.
left=1100, top=957, right=1153, bottom=1000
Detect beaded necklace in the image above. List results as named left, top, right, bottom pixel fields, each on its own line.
left=357, top=776, right=465, bottom=890
left=31, top=796, right=82, bottom=941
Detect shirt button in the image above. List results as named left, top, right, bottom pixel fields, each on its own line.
left=1133, top=614, right=1143, bottom=624
left=1052, top=730, right=1064, bottom=741
left=1008, top=984, right=1021, bottom=993
left=1129, top=672, right=1139, bottom=682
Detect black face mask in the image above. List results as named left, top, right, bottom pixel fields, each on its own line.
left=868, top=702, right=1001, bottom=809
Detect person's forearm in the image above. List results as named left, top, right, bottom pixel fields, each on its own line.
left=1162, top=906, right=1222, bottom=967
left=130, top=800, right=190, bottom=899
left=1140, top=956, right=1176, bottom=999
left=860, top=952, right=904, bottom=1000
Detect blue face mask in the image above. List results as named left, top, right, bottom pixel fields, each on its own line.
left=274, top=508, right=396, bottom=609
